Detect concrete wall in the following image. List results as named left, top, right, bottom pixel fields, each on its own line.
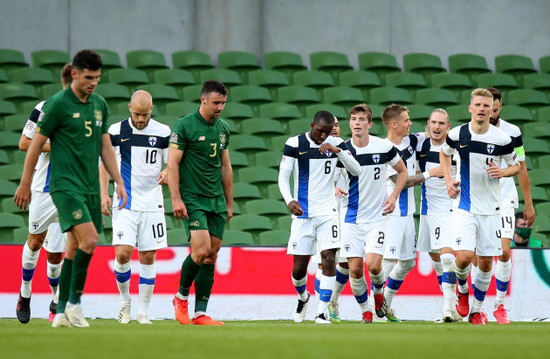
left=1, top=0, right=549, bottom=70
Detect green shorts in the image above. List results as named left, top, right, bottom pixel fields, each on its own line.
left=183, top=192, right=227, bottom=240
left=50, top=191, right=102, bottom=233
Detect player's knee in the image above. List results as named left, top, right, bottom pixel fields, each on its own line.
left=192, top=247, right=210, bottom=264
left=46, top=252, right=63, bottom=264
left=80, top=236, right=98, bottom=254
left=499, top=249, right=511, bottom=262
left=27, top=233, right=46, bottom=251
left=349, top=265, right=363, bottom=279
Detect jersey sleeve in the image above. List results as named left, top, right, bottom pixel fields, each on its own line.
left=280, top=136, right=297, bottom=172
left=36, top=98, right=59, bottom=138
left=511, top=131, right=525, bottom=162
left=502, top=137, right=519, bottom=167
left=387, top=145, right=400, bottom=167
left=414, top=132, right=427, bottom=151
left=169, top=119, right=187, bottom=151
left=101, top=100, right=109, bottom=135
left=442, top=127, right=459, bottom=156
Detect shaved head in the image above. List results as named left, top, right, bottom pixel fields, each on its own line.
left=129, top=90, right=154, bottom=130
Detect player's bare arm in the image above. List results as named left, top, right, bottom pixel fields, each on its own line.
left=98, top=161, right=112, bottom=216
left=19, top=134, right=51, bottom=152
left=440, top=150, right=460, bottom=199
left=221, top=149, right=234, bottom=222
left=167, top=146, right=188, bottom=220
left=14, top=132, right=48, bottom=210
left=486, top=161, right=520, bottom=179
left=384, top=159, right=407, bottom=214
left=516, top=161, right=535, bottom=226
left=156, top=168, right=168, bottom=185
left=100, top=133, right=128, bottom=209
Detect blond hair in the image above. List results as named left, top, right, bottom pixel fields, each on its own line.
left=470, top=88, right=493, bottom=103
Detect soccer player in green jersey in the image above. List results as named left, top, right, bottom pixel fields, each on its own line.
left=14, top=49, right=127, bottom=328
left=168, top=80, right=233, bottom=326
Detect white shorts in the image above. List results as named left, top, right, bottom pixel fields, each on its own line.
left=287, top=216, right=340, bottom=256
left=383, top=215, right=417, bottom=261
left=112, top=208, right=167, bottom=251
left=42, top=223, right=67, bottom=253
left=28, top=191, right=59, bottom=234
left=451, top=208, right=502, bottom=256
left=417, top=214, right=452, bottom=253
left=499, top=206, right=515, bottom=240
left=340, top=218, right=387, bottom=258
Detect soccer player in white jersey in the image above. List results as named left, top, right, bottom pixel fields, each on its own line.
left=278, top=110, right=361, bottom=324
left=380, top=104, right=430, bottom=322
left=440, top=88, right=520, bottom=325
left=15, top=64, right=72, bottom=324
left=416, top=109, right=461, bottom=322
left=483, top=87, right=535, bottom=324
left=337, top=104, right=407, bottom=323
left=100, top=90, right=170, bottom=325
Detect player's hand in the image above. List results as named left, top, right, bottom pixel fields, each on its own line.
left=335, top=187, right=348, bottom=198
left=523, top=203, right=536, bottom=227
left=319, top=143, right=340, bottom=155
left=288, top=200, right=304, bottom=216
left=446, top=180, right=460, bottom=199
left=115, top=184, right=128, bottom=210
left=382, top=197, right=396, bottom=215
left=156, top=169, right=168, bottom=185
left=226, top=203, right=234, bottom=223
left=429, top=166, right=444, bottom=178
left=101, top=193, right=112, bottom=216
left=172, top=197, right=189, bottom=220
left=486, top=162, right=503, bottom=179
left=14, top=184, right=32, bottom=211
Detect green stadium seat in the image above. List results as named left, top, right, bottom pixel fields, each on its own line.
left=13, top=227, right=28, bottom=244
left=31, top=50, right=70, bottom=80
left=94, top=83, right=130, bottom=108
left=126, top=50, right=168, bottom=80
left=155, top=115, right=179, bottom=128
left=500, top=105, right=533, bottom=123
left=523, top=73, right=550, bottom=97
left=448, top=54, right=491, bottom=81
left=269, top=134, right=291, bottom=152
left=0, top=149, right=10, bottom=164
left=223, top=229, right=256, bottom=246
left=267, top=183, right=283, bottom=201
left=218, top=51, right=261, bottom=82
left=230, top=85, right=272, bottom=115
left=519, top=185, right=547, bottom=205
left=358, top=52, right=400, bottom=82
left=3, top=114, right=28, bottom=132
left=167, top=228, right=190, bottom=245
left=172, top=51, right=214, bottom=82
left=106, top=68, right=149, bottom=92
left=507, top=89, right=550, bottom=114
left=0, top=179, right=16, bottom=198
left=245, top=199, right=289, bottom=226
left=446, top=104, right=471, bottom=126
left=181, top=84, right=202, bottom=103
left=254, top=151, right=283, bottom=169
left=310, top=51, right=353, bottom=82
left=403, top=53, right=446, bottom=85
left=0, top=130, right=23, bottom=151
left=91, top=49, right=123, bottom=74
left=410, top=121, right=426, bottom=134
left=277, top=215, right=292, bottom=231
left=535, top=106, right=550, bottom=122
left=263, top=51, right=307, bottom=81
left=21, top=100, right=40, bottom=116
left=0, top=83, right=39, bottom=112
left=165, top=101, right=198, bottom=117
left=0, top=49, right=28, bottom=74
left=338, top=70, right=381, bottom=99
left=199, top=68, right=242, bottom=88
left=9, top=67, right=54, bottom=94
left=535, top=202, right=550, bottom=218
left=228, top=214, right=272, bottom=240
left=322, top=86, right=365, bottom=110
left=527, top=169, right=550, bottom=189
left=415, top=88, right=458, bottom=108
left=136, top=84, right=179, bottom=113
left=523, top=137, right=550, bottom=158
left=224, top=119, right=240, bottom=134
left=288, top=118, right=313, bottom=135
left=237, top=167, right=278, bottom=189
left=232, top=201, right=242, bottom=216
left=40, top=83, right=63, bottom=99
left=495, top=55, right=537, bottom=85
left=476, top=73, right=519, bottom=96
left=222, top=102, right=254, bottom=121
left=259, top=102, right=301, bottom=123
left=240, top=118, right=285, bottom=141
left=0, top=69, right=7, bottom=83
left=521, top=122, right=550, bottom=140
left=230, top=151, right=250, bottom=171
left=258, top=230, right=289, bottom=246
left=408, top=104, right=434, bottom=123
left=233, top=182, right=261, bottom=208
left=1, top=196, right=26, bottom=216
left=338, top=119, right=352, bottom=138
left=0, top=100, right=17, bottom=117
left=230, top=135, right=268, bottom=160
left=153, top=69, right=195, bottom=98
left=304, top=103, right=347, bottom=121
left=277, top=85, right=320, bottom=114
left=430, top=72, right=472, bottom=95
left=293, top=70, right=335, bottom=94
left=540, top=55, right=550, bottom=74
left=369, top=121, right=385, bottom=136
left=0, top=212, right=26, bottom=241
left=384, top=72, right=427, bottom=95
left=369, top=87, right=412, bottom=106
left=533, top=221, right=550, bottom=237
left=248, top=69, right=289, bottom=98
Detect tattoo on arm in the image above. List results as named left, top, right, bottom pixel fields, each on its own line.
left=404, top=174, right=425, bottom=188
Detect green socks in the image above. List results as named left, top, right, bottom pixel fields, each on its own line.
left=68, top=249, right=92, bottom=304
left=194, top=263, right=215, bottom=313
left=56, top=257, right=73, bottom=314
left=178, top=255, right=201, bottom=296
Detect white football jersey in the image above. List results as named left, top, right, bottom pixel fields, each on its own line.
left=279, top=132, right=359, bottom=218
left=22, top=101, right=53, bottom=193
left=418, top=140, right=456, bottom=215
left=109, top=118, right=171, bottom=212
left=386, top=133, right=426, bottom=217
left=339, top=136, right=401, bottom=223
left=496, top=119, right=524, bottom=208
left=442, top=123, right=518, bottom=215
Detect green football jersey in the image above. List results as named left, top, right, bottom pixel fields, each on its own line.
left=170, top=110, right=230, bottom=197
left=37, top=86, right=109, bottom=194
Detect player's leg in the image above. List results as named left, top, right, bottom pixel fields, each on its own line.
left=494, top=208, right=514, bottom=324
left=42, top=223, right=66, bottom=321
left=114, top=244, right=134, bottom=324
left=364, top=220, right=387, bottom=318
left=328, top=259, right=349, bottom=322
left=440, top=248, right=460, bottom=322
left=348, top=257, right=370, bottom=322
left=52, top=233, right=77, bottom=327
left=418, top=215, right=442, bottom=291
left=137, top=250, right=156, bottom=325
left=315, top=217, right=340, bottom=324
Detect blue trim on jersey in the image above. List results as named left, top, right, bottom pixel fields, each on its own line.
left=119, top=121, right=133, bottom=209
left=22, top=268, right=35, bottom=281
left=495, top=278, right=509, bottom=292
left=346, top=175, right=360, bottom=222
left=442, top=272, right=456, bottom=284
left=354, top=291, right=368, bottom=304
left=420, top=183, right=428, bottom=215
left=114, top=270, right=131, bottom=283
left=387, top=277, right=403, bottom=291
left=139, top=277, right=156, bottom=285
left=457, top=126, right=472, bottom=211
left=473, top=285, right=487, bottom=301
left=399, top=189, right=408, bottom=216
left=48, top=276, right=60, bottom=287
left=297, top=134, right=311, bottom=218
left=43, top=161, right=52, bottom=192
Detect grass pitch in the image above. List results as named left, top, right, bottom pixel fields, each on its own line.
left=0, top=319, right=548, bottom=359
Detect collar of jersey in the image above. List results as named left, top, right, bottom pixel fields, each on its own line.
left=66, top=85, right=92, bottom=104
left=196, top=109, right=217, bottom=126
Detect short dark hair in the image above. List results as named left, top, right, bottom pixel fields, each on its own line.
left=486, top=87, right=502, bottom=103
left=313, top=110, right=335, bottom=125
left=382, top=104, right=408, bottom=128
left=201, top=80, right=227, bottom=96
left=515, top=211, right=524, bottom=221
left=72, top=50, right=102, bottom=71
left=350, top=103, right=373, bottom=122
left=61, top=63, right=72, bottom=86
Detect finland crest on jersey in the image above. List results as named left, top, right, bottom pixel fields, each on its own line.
left=340, top=136, right=400, bottom=223
left=386, top=132, right=426, bottom=217
left=442, top=123, right=518, bottom=215
left=497, top=119, right=524, bottom=208
left=281, top=133, right=349, bottom=218
left=109, top=118, right=171, bottom=212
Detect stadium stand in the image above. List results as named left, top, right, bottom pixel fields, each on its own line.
left=153, top=68, right=196, bottom=98
left=126, top=50, right=168, bottom=81
left=310, top=51, right=353, bottom=82
left=448, top=53, right=491, bottom=81
left=31, top=50, right=70, bottom=80
left=338, top=70, right=381, bottom=99
left=199, top=68, right=242, bottom=88
left=248, top=69, right=289, bottom=98
left=172, top=50, right=214, bottom=82
left=218, top=51, right=261, bottom=83
left=495, top=54, right=537, bottom=86
left=322, top=86, right=365, bottom=109
left=0, top=49, right=28, bottom=74
left=415, top=88, right=458, bottom=108
left=263, top=51, right=307, bottom=81
left=358, top=52, right=400, bottom=82
left=403, top=53, right=446, bottom=85
left=369, top=86, right=412, bottom=106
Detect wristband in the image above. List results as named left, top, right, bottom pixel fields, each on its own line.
left=423, top=171, right=431, bottom=181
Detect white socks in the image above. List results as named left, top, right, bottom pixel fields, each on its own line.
left=494, top=259, right=512, bottom=307
left=138, top=263, right=156, bottom=315
left=20, top=242, right=40, bottom=298
left=114, top=259, right=132, bottom=303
